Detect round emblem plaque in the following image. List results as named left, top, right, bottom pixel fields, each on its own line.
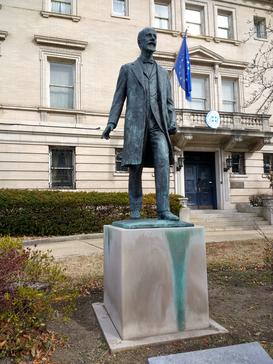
left=205, top=111, right=220, bottom=129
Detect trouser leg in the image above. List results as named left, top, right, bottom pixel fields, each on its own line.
left=128, top=164, right=143, bottom=218
left=149, top=128, right=170, bottom=214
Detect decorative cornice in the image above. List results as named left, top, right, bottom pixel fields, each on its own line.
left=0, top=31, right=8, bottom=41
left=189, top=46, right=249, bottom=69
left=34, top=35, right=88, bottom=50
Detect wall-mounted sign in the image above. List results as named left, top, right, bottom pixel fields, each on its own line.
left=205, top=111, right=220, bottom=129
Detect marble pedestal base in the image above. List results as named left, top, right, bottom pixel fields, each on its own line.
left=93, top=225, right=227, bottom=350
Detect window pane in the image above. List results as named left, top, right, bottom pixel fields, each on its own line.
left=192, top=77, right=206, bottom=98
left=50, top=86, right=74, bottom=109
left=190, top=76, right=208, bottom=110
left=255, top=17, right=267, bottom=38
left=191, top=100, right=205, bottom=110
left=263, top=154, right=273, bottom=174
left=218, top=14, right=229, bottom=28
left=113, top=0, right=126, bottom=15
left=222, top=79, right=236, bottom=112
left=222, top=101, right=234, bottom=112
left=232, top=153, right=245, bottom=174
left=52, top=169, right=73, bottom=187
left=185, top=9, right=201, bottom=24
left=51, top=1, right=71, bottom=14
left=50, top=63, right=74, bottom=87
left=217, top=27, right=229, bottom=38
left=51, top=148, right=74, bottom=188
left=52, top=149, right=73, bottom=168
left=155, top=3, right=169, bottom=18
left=222, top=79, right=234, bottom=100
left=186, top=23, right=201, bottom=35
left=155, top=18, right=169, bottom=29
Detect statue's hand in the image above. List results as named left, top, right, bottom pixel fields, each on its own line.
left=101, top=124, right=114, bottom=140
left=168, top=127, right=177, bottom=135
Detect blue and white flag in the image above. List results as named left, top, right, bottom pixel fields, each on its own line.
left=174, top=35, right=192, bottom=101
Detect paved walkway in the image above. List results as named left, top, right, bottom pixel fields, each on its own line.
left=23, top=228, right=272, bottom=260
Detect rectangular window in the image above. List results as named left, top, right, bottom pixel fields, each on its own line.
left=51, top=0, right=71, bottom=14
left=185, top=5, right=204, bottom=36
left=231, top=153, right=245, bottom=174
left=50, top=147, right=75, bottom=188
left=115, top=148, right=128, bottom=172
left=113, top=0, right=128, bottom=16
left=254, top=17, right=267, bottom=39
left=154, top=1, right=171, bottom=30
left=49, top=60, right=75, bottom=109
left=263, top=153, right=273, bottom=174
left=217, top=10, right=233, bottom=39
left=189, top=76, right=209, bottom=110
left=222, top=78, right=237, bottom=112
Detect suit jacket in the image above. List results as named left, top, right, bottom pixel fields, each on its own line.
left=107, top=57, right=177, bottom=167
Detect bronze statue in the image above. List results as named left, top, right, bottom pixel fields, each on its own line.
left=102, top=27, right=179, bottom=221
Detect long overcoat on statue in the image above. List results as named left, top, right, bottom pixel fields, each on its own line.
left=107, top=57, right=177, bottom=167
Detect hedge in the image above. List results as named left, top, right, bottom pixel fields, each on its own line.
left=0, top=189, right=181, bottom=236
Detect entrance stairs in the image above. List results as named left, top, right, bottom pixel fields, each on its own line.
left=189, top=209, right=273, bottom=234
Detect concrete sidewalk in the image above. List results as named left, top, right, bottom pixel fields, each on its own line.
left=23, top=228, right=272, bottom=260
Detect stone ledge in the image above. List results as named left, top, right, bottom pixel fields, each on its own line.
left=92, top=303, right=228, bottom=353
left=40, top=10, right=81, bottom=22
left=34, top=34, right=88, bottom=50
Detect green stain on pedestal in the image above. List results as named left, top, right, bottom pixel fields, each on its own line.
left=167, top=229, right=191, bottom=331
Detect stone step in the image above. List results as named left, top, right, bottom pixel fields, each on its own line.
left=190, top=216, right=265, bottom=222
left=190, top=211, right=259, bottom=218
left=190, top=220, right=269, bottom=228
left=204, top=225, right=273, bottom=232
left=187, top=209, right=273, bottom=233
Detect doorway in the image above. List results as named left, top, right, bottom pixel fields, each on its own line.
left=184, top=152, right=217, bottom=209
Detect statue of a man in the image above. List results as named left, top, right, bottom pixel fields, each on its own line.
left=102, top=27, right=179, bottom=221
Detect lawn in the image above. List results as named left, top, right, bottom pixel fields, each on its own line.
left=48, top=238, right=273, bottom=364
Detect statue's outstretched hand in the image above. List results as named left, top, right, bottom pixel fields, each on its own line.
left=101, top=124, right=114, bottom=139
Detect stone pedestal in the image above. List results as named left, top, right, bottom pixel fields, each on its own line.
left=103, top=225, right=209, bottom=340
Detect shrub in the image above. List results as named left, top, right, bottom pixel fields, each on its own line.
left=0, top=236, right=78, bottom=361
left=249, top=194, right=264, bottom=207
left=0, top=190, right=181, bottom=236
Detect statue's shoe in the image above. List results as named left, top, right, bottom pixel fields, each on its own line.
left=130, top=210, right=141, bottom=219
left=158, top=211, right=179, bottom=221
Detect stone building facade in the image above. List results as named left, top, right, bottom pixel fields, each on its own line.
left=0, top=0, right=273, bottom=209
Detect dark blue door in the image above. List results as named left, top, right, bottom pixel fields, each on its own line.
left=184, top=152, right=216, bottom=209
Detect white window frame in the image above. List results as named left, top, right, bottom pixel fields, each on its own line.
left=186, top=72, right=211, bottom=112
left=214, top=5, right=237, bottom=41
left=219, top=71, right=242, bottom=113
left=42, top=0, right=79, bottom=21
left=112, top=0, right=129, bottom=17
left=221, top=77, right=239, bottom=113
left=151, top=0, right=175, bottom=31
left=154, top=1, right=171, bottom=30
left=49, top=59, right=75, bottom=109
left=185, top=3, right=205, bottom=36
left=49, top=146, right=76, bottom=189
left=40, top=47, right=82, bottom=110
left=51, top=0, right=72, bottom=14
left=254, top=16, right=267, bottom=39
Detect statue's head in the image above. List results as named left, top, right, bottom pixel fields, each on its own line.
left=137, top=27, right=157, bottom=53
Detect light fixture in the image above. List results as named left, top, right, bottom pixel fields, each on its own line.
left=224, top=155, right=232, bottom=172
left=176, top=155, right=184, bottom=171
